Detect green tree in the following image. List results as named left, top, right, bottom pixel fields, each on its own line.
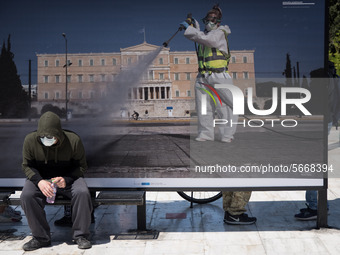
left=283, top=53, right=293, bottom=87
left=329, top=0, right=340, bottom=75
left=0, top=35, right=29, bottom=117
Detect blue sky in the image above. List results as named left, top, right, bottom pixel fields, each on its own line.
left=0, top=0, right=325, bottom=84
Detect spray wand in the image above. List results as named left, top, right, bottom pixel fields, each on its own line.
left=162, top=27, right=183, bottom=47
left=163, top=13, right=193, bottom=47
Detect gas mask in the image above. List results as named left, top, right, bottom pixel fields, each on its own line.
left=40, top=136, right=57, bottom=147
left=205, top=21, right=218, bottom=31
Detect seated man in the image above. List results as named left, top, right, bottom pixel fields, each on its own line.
left=21, top=111, right=93, bottom=251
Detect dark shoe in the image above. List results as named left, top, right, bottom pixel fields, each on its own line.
left=54, top=215, right=72, bottom=227
left=295, top=207, right=317, bottom=220
left=22, top=238, right=51, bottom=251
left=224, top=212, right=257, bottom=225
left=74, top=237, right=92, bottom=249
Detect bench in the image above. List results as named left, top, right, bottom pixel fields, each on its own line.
left=0, top=190, right=147, bottom=231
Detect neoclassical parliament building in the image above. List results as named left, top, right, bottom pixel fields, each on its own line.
left=35, top=42, right=255, bottom=118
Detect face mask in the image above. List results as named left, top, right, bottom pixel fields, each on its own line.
left=205, top=21, right=218, bottom=31
left=40, top=136, right=57, bottom=147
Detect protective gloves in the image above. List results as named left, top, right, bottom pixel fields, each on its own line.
left=180, top=21, right=189, bottom=30
left=180, top=16, right=198, bottom=30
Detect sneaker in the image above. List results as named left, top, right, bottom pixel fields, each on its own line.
left=4, top=206, right=21, bottom=216
left=295, top=207, right=317, bottom=220
left=300, top=206, right=329, bottom=214
left=22, top=238, right=51, bottom=251
left=195, top=137, right=207, bottom=142
left=74, top=237, right=92, bottom=249
left=221, top=138, right=232, bottom=143
left=224, top=212, right=257, bottom=225
left=0, top=208, right=22, bottom=222
left=54, top=216, right=72, bottom=227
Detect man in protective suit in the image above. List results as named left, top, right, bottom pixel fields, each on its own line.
left=181, top=4, right=237, bottom=143
left=181, top=4, right=256, bottom=224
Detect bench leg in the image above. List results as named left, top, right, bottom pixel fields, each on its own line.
left=137, top=192, right=146, bottom=231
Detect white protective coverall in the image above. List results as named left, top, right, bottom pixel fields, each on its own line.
left=184, top=24, right=238, bottom=141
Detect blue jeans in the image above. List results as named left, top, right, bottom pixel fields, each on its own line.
left=306, top=190, right=329, bottom=210
left=306, top=122, right=332, bottom=210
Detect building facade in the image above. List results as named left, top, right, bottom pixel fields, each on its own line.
left=36, top=42, right=255, bottom=118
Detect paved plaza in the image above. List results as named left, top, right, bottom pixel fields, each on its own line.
left=0, top=118, right=339, bottom=254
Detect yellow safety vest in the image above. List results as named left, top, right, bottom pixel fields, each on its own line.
left=197, top=31, right=230, bottom=74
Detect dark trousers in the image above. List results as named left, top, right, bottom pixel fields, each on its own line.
left=20, top=178, right=93, bottom=242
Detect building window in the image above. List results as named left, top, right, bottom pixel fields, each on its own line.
left=174, top=73, right=179, bottom=81
left=159, top=58, right=163, bottom=65
left=44, top=92, right=49, bottom=99
left=232, top=72, right=237, bottom=79
left=101, top=74, right=105, bottom=82
left=55, top=60, right=60, bottom=67
left=186, top=57, right=190, bottom=64
left=175, top=90, right=180, bottom=97
left=67, top=75, right=71, bottom=83
left=186, top=73, right=191, bottom=80
left=159, top=73, right=164, bottom=80
left=78, top=59, right=83, bottom=66
left=67, top=59, right=71, bottom=66
left=55, top=92, right=60, bottom=99
left=78, top=75, right=83, bottom=83
left=112, top=58, right=117, bottom=65
left=90, top=91, right=95, bottom=99
left=55, top=75, right=60, bottom=83
left=44, top=60, right=48, bottom=67
left=101, top=59, right=105, bottom=66
left=44, top=76, right=49, bottom=83
left=78, top=91, right=83, bottom=99
left=148, top=70, right=153, bottom=80
left=127, top=58, right=132, bottom=65
left=243, top=72, right=249, bottom=79
left=231, top=56, right=236, bottom=63
left=187, top=90, right=191, bottom=97
left=89, top=75, right=94, bottom=82
left=243, top=56, right=248, bottom=63
left=174, top=58, right=179, bottom=64
left=90, top=59, right=94, bottom=66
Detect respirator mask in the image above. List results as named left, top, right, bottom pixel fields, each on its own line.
left=202, top=15, right=220, bottom=32
left=40, top=136, right=57, bottom=147
left=205, top=21, right=218, bottom=31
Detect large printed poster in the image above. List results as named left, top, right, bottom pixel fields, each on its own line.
left=0, top=0, right=329, bottom=188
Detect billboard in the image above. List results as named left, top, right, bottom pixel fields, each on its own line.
left=0, top=0, right=329, bottom=190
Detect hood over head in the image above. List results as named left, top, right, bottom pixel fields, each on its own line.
left=37, top=111, right=64, bottom=143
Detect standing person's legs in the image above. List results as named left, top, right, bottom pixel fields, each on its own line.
left=207, top=72, right=238, bottom=141
left=223, top=191, right=251, bottom=215
left=195, top=76, right=216, bottom=141
left=305, top=190, right=318, bottom=210
left=223, top=191, right=256, bottom=225
left=222, top=191, right=233, bottom=211
left=215, top=100, right=238, bottom=142
left=20, top=180, right=51, bottom=242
